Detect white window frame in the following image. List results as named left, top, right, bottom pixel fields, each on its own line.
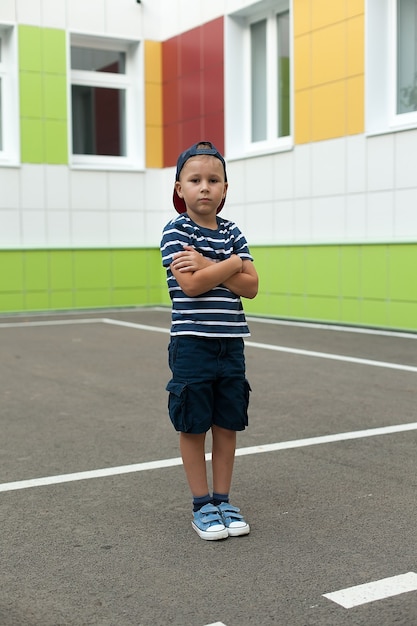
left=225, top=0, right=292, bottom=160
left=69, top=33, right=144, bottom=170
left=366, top=0, right=417, bottom=134
left=0, top=24, right=19, bottom=166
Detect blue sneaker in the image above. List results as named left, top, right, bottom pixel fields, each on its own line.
left=191, top=503, right=228, bottom=541
left=217, top=503, right=250, bottom=537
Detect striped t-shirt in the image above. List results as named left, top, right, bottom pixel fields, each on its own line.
left=160, top=214, right=253, bottom=337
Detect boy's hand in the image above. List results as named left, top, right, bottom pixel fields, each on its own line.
left=171, top=245, right=213, bottom=273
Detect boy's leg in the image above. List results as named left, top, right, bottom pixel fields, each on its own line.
left=179, top=432, right=209, bottom=496
left=181, top=431, right=228, bottom=541
left=211, top=424, right=236, bottom=494
left=211, top=424, right=250, bottom=537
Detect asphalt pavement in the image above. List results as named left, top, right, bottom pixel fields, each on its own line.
left=1, top=308, right=416, bottom=626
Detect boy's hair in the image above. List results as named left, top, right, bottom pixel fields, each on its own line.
left=173, top=141, right=227, bottom=214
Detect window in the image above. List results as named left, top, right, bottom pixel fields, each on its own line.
left=397, top=0, right=417, bottom=115
left=226, top=1, right=291, bottom=159
left=0, top=25, right=19, bottom=164
left=366, top=0, right=417, bottom=133
left=70, top=36, right=143, bottom=168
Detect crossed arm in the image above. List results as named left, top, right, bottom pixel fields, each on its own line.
left=170, top=245, right=259, bottom=299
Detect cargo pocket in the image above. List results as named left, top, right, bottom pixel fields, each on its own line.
left=166, top=380, right=190, bottom=432
left=243, top=379, right=252, bottom=426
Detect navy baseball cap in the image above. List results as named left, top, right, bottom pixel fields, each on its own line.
left=173, top=141, right=228, bottom=214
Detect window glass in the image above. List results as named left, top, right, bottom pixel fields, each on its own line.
left=72, top=85, right=126, bottom=156
left=277, top=11, right=290, bottom=137
left=397, top=0, right=417, bottom=114
left=71, top=47, right=126, bottom=74
left=251, top=19, right=267, bottom=142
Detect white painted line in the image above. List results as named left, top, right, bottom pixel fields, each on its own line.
left=204, top=622, right=227, bottom=626
left=101, top=317, right=169, bottom=334
left=244, top=340, right=417, bottom=373
left=323, top=572, right=417, bottom=608
left=1, top=421, right=416, bottom=494
left=233, top=421, right=417, bottom=457
left=1, top=316, right=416, bottom=372
left=0, top=318, right=104, bottom=329
left=99, top=318, right=417, bottom=373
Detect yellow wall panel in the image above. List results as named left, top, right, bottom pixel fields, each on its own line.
left=293, top=0, right=311, bottom=36
left=347, top=16, right=364, bottom=76
left=311, top=82, right=345, bottom=141
left=347, top=75, right=364, bottom=135
left=145, top=83, right=162, bottom=127
left=311, top=0, right=346, bottom=30
left=347, top=0, right=364, bottom=18
left=295, top=89, right=312, bottom=144
left=311, top=22, right=346, bottom=86
left=144, top=40, right=163, bottom=168
left=146, top=125, right=164, bottom=168
left=145, top=40, right=162, bottom=83
left=294, top=33, right=311, bottom=91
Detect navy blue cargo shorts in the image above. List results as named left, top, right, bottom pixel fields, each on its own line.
left=166, top=335, right=251, bottom=434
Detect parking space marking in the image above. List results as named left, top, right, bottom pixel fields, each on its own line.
left=1, top=421, right=416, bottom=493
left=2, top=316, right=416, bottom=372
left=323, top=572, right=417, bottom=608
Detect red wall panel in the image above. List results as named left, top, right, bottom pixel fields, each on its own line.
left=162, top=17, right=224, bottom=167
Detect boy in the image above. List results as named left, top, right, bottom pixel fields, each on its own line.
left=160, top=141, right=258, bottom=540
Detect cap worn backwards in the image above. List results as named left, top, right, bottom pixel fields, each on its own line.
left=172, top=141, right=228, bottom=214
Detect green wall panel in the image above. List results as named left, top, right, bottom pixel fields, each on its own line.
left=19, top=25, right=68, bottom=165
left=0, top=244, right=416, bottom=333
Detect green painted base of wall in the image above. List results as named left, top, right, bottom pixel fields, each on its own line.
left=0, top=248, right=169, bottom=313
left=0, top=243, right=416, bottom=332
left=244, top=243, right=417, bottom=332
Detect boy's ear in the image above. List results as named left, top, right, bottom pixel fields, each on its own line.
left=223, top=181, right=228, bottom=198
left=175, top=181, right=183, bottom=198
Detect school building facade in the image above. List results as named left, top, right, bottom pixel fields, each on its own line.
left=0, top=0, right=416, bottom=331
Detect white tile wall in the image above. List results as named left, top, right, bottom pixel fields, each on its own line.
left=108, top=172, right=145, bottom=212
left=366, top=190, right=394, bottom=240
left=226, top=159, right=246, bottom=207
left=274, top=200, right=294, bottom=242
left=244, top=155, right=274, bottom=204
left=345, top=193, right=367, bottom=241
left=394, top=129, right=417, bottom=190
left=47, top=211, right=72, bottom=247
left=294, top=144, right=312, bottom=199
left=20, top=165, right=45, bottom=210
left=293, top=198, right=311, bottom=242
left=45, top=166, right=70, bottom=211
left=21, top=209, right=47, bottom=247
left=16, top=0, right=41, bottom=25
left=41, top=0, right=66, bottom=29
left=0, top=0, right=16, bottom=22
left=105, top=0, right=142, bottom=38
left=346, top=135, right=366, bottom=193
left=273, top=151, right=294, bottom=200
left=71, top=210, right=109, bottom=247
left=109, top=211, right=145, bottom=246
left=367, top=134, right=395, bottom=191
left=67, top=0, right=106, bottom=34
left=70, top=171, right=108, bottom=211
left=311, top=196, right=345, bottom=242
left=243, top=201, right=275, bottom=244
left=311, top=138, right=345, bottom=197
left=0, top=210, right=20, bottom=247
left=394, top=189, right=417, bottom=240
left=0, top=168, right=19, bottom=209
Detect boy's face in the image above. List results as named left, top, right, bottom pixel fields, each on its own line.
left=175, top=155, right=228, bottom=227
